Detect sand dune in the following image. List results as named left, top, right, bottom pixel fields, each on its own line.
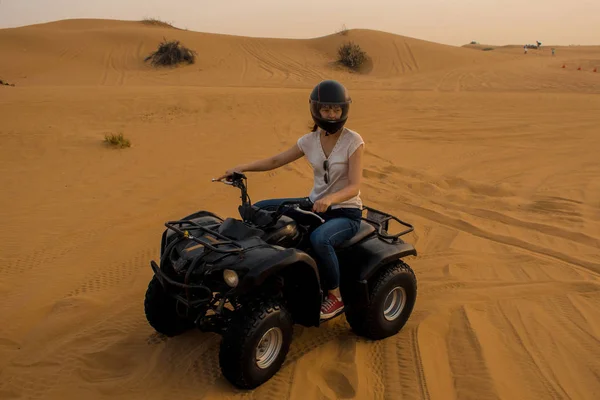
left=1, top=19, right=599, bottom=400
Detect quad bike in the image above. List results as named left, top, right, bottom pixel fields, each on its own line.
left=144, top=173, right=418, bottom=389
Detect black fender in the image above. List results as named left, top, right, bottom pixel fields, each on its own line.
left=338, top=236, right=417, bottom=302
left=234, top=248, right=322, bottom=328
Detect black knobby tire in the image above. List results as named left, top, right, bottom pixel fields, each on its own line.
left=219, top=298, right=293, bottom=389
left=144, top=276, right=193, bottom=337
left=345, top=261, right=417, bottom=340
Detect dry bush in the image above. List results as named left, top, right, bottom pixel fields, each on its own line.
left=144, top=38, right=196, bottom=67
left=141, top=18, right=175, bottom=28
left=338, top=41, right=367, bottom=70
left=338, top=24, right=349, bottom=36
left=104, top=133, right=131, bottom=148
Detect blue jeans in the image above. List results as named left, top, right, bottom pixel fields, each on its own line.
left=254, top=198, right=361, bottom=291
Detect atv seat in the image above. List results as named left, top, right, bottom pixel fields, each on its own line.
left=338, top=221, right=376, bottom=249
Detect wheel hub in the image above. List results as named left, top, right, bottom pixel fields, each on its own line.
left=383, top=286, right=406, bottom=321
left=256, top=327, right=283, bottom=369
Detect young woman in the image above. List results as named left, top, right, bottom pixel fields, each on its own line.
left=215, top=79, right=365, bottom=320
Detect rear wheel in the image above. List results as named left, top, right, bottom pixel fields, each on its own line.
left=219, top=298, right=293, bottom=389
left=345, top=261, right=417, bottom=340
left=144, top=276, right=194, bottom=337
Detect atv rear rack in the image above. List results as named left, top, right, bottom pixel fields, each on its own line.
left=362, top=206, right=414, bottom=240
left=164, top=219, right=244, bottom=254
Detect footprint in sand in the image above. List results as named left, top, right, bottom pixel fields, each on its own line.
left=321, top=336, right=359, bottom=399
left=323, top=369, right=356, bottom=399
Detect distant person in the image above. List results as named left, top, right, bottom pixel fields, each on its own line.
left=216, top=80, right=364, bottom=320
left=524, top=45, right=528, bottom=54
left=552, top=48, right=556, bottom=56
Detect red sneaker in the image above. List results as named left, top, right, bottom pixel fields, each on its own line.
left=320, top=293, right=344, bottom=320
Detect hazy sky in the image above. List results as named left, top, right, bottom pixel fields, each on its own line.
left=1, top=0, right=598, bottom=46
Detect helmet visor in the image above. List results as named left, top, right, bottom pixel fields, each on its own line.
left=310, top=100, right=350, bottom=122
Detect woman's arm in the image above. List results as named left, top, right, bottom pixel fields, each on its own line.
left=215, top=144, right=304, bottom=180
left=312, top=144, right=364, bottom=212
left=239, top=144, right=304, bottom=172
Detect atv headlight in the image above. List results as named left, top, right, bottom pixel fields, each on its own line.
left=223, top=269, right=239, bottom=288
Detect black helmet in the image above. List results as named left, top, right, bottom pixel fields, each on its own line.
left=309, top=80, right=352, bottom=134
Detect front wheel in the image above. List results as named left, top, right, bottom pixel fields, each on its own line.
left=345, top=261, right=417, bottom=340
left=219, top=299, right=293, bottom=389
left=144, top=276, right=194, bottom=337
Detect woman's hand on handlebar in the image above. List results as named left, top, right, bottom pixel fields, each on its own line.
left=312, top=196, right=332, bottom=213
left=214, top=166, right=244, bottom=182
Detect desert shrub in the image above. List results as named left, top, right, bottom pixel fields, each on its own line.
left=104, top=133, right=131, bottom=148
left=338, top=41, right=367, bottom=70
left=482, top=47, right=494, bottom=51
left=0, top=79, right=15, bottom=87
left=145, top=38, right=196, bottom=67
left=141, top=18, right=175, bottom=28
left=338, top=24, right=349, bottom=36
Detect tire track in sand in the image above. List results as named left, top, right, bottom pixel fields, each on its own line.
left=409, top=325, right=431, bottom=400
left=378, top=195, right=600, bottom=277
left=110, top=46, right=126, bottom=86
left=429, top=200, right=600, bottom=250
left=447, top=307, right=500, bottom=400
left=380, top=324, right=430, bottom=400
left=100, top=48, right=112, bottom=85
left=362, top=304, right=429, bottom=400
left=0, top=225, right=113, bottom=312
left=240, top=40, right=322, bottom=83
left=0, top=300, right=144, bottom=399
left=495, top=305, right=568, bottom=399
left=99, top=46, right=126, bottom=86
left=392, top=40, right=408, bottom=73
left=404, top=41, right=419, bottom=71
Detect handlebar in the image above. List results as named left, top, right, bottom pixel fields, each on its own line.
left=211, top=174, right=416, bottom=242
left=274, top=198, right=313, bottom=211
left=212, top=172, right=250, bottom=205
left=274, top=199, right=325, bottom=224
left=212, top=171, right=247, bottom=185
left=289, top=205, right=325, bottom=224
left=212, top=174, right=325, bottom=225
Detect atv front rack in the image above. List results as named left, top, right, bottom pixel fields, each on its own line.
left=164, top=219, right=244, bottom=254
left=150, top=260, right=213, bottom=307
left=362, top=206, right=414, bottom=240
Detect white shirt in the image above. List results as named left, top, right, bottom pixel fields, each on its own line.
left=296, top=127, right=364, bottom=209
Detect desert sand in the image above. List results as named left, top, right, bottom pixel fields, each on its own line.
left=1, top=19, right=600, bottom=400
